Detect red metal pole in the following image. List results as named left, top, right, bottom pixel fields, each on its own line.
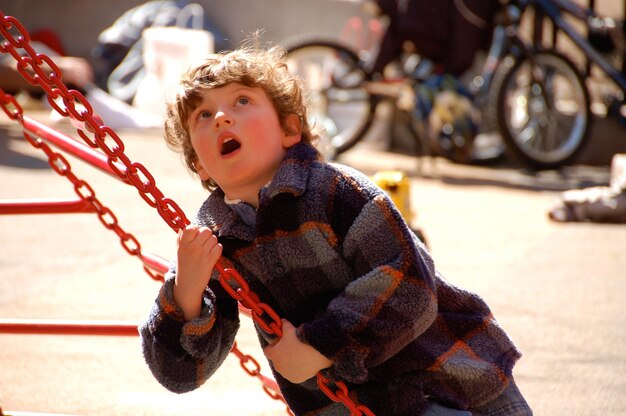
left=0, top=319, right=140, bottom=336
left=0, top=198, right=95, bottom=214
left=140, top=251, right=170, bottom=280
left=21, top=115, right=130, bottom=183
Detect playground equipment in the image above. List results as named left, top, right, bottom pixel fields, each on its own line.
left=0, top=11, right=374, bottom=416
left=372, top=170, right=428, bottom=246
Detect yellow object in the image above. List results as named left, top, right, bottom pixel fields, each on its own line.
left=372, top=170, right=413, bottom=222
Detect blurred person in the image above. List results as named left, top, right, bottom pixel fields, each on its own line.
left=139, top=42, right=533, bottom=415
left=370, top=0, right=498, bottom=77
left=93, top=0, right=227, bottom=105
left=0, top=38, right=94, bottom=97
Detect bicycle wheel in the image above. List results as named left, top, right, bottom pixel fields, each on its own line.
left=497, top=50, right=591, bottom=169
left=284, top=39, right=377, bottom=159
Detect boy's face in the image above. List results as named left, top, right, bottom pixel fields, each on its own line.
left=188, top=82, right=301, bottom=203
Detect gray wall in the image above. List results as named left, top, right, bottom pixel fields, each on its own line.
left=0, top=0, right=369, bottom=59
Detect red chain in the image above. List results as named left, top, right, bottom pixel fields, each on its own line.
left=0, top=91, right=164, bottom=283
left=0, top=11, right=374, bottom=415
left=230, top=341, right=294, bottom=415
left=0, top=88, right=293, bottom=414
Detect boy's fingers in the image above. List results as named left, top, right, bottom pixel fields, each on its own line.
left=207, top=242, right=223, bottom=261
left=178, top=225, right=200, bottom=244
left=195, top=227, right=215, bottom=243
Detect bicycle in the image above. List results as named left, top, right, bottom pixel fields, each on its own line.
left=284, top=0, right=622, bottom=169
left=496, top=0, right=625, bottom=168
left=284, top=0, right=498, bottom=164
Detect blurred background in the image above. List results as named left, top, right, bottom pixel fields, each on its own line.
left=1, top=1, right=625, bottom=415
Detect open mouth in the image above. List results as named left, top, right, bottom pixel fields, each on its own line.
left=220, top=137, right=241, bottom=156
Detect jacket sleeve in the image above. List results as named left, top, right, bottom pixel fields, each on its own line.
left=139, top=268, right=240, bottom=393
left=299, top=185, right=438, bottom=384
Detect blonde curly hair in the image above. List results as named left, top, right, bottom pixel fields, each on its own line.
left=164, top=43, right=319, bottom=191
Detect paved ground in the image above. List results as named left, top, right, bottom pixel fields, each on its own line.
left=0, top=108, right=625, bottom=416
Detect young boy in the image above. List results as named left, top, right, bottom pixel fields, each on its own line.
left=139, top=44, right=532, bottom=415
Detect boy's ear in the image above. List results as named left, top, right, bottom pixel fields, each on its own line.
left=283, top=113, right=302, bottom=147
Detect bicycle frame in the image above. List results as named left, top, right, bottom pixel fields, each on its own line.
left=466, top=0, right=599, bottom=168
left=531, top=0, right=626, bottom=94
left=472, top=1, right=548, bottom=110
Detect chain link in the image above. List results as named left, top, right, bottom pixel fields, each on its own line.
left=18, top=122, right=162, bottom=282
left=317, top=374, right=376, bottom=416
left=230, top=342, right=294, bottom=415
left=1, top=11, right=375, bottom=415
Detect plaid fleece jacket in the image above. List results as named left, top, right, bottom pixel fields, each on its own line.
left=140, top=143, right=521, bottom=415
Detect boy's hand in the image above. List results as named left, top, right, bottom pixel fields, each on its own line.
left=173, top=225, right=223, bottom=321
left=264, top=320, right=332, bottom=384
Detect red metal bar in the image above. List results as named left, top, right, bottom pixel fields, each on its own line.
left=140, top=251, right=169, bottom=276
left=21, top=115, right=130, bottom=183
left=0, top=198, right=95, bottom=214
left=0, top=319, right=139, bottom=336
left=1, top=411, right=81, bottom=416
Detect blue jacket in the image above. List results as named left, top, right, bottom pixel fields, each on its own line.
left=140, top=143, right=521, bottom=415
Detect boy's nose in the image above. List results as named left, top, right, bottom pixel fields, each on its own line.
left=213, top=111, right=233, bottom=130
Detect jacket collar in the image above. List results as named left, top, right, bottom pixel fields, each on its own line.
left=262, top=142, right=317, bottom=202
left=195, top=143, right=319, bottom=241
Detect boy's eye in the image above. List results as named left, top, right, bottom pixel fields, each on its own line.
left=237, top=97, right=249, bottom=105
left=199, top=110, right=212, bottom=119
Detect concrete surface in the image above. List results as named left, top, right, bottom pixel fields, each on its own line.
left=0, top=102, right=625, bottom=415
